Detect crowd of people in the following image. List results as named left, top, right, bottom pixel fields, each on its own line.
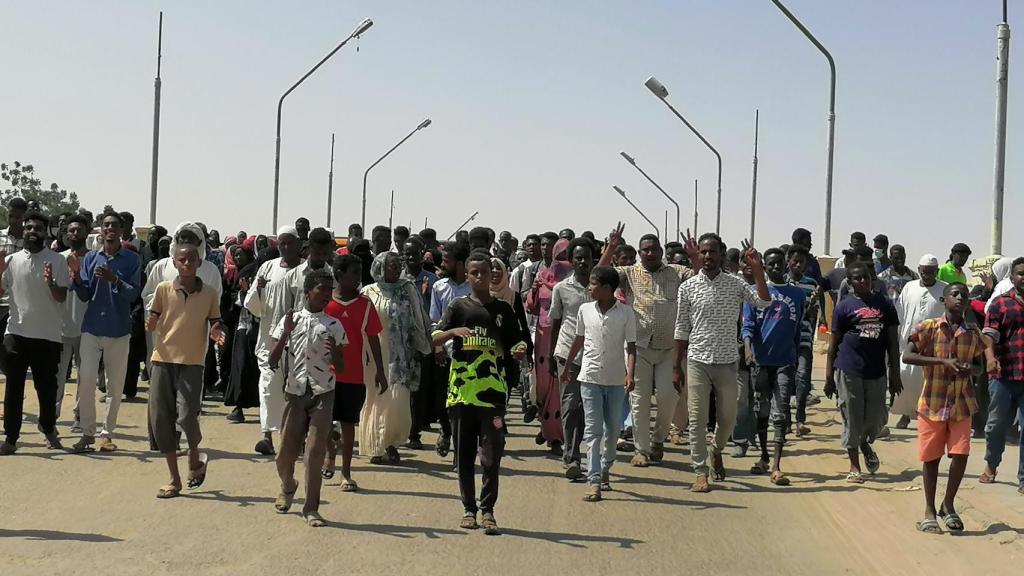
left=1, top=195, right=1022, bottom=536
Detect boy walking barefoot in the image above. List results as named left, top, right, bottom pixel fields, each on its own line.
left=269, top=270, right=347, bottom=527
left=146, top=244, right=224, bottom=498
left=562, top=266, right=637, bottom=502
left=903, top=282, right=990, bottom=534
left=433, top=249, right=527, bottom=535
left=323, top=255, right=387, bottom=491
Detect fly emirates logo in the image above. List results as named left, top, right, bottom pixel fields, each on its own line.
left=463, top=326, right=496, bottom=349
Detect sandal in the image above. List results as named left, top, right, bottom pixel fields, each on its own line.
left=436, top=435, right=451, bottom=457
left=846, top=471, right=864, bottom=484
left=691, top=474, right=711, bottom=493
left=460, top=513, right=479, bottom=530
left=770, top=470, right=791, bottom=486
left=340, top=480, right=359, bottom=492
left=916, top=518, right=942, bottom=534
left=321, top=467, right=335, bottom=480
left=156, top=484, right=181, bottom=499
left=711, top=453, right=726, bottom=482
left=369, top=455, right=386, bottom=465
left=979, top=467, right=997, bottom=484
left=303, top=512, right=326, bottom=527
left=939, top=507, right=964, bottom=532
left=187, top=453, right=209, bottom=489
left=750, top=460, right=770, bottom=475
left=71, top=436, right=95, bottom=454
left=583, top=486, right=602, bottom=502
left=275, top=484, right=298, bottom=513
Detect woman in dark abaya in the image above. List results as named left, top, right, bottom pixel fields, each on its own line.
left=224, top=246, right=276, bottom=422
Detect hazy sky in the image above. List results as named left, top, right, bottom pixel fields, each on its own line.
left=1, top=1, right=1020, bottom=262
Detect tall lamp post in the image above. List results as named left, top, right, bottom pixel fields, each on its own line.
left=148, top=11, right=163, bottom=225
left=273, top=17, right=373, bottom=230
left=693, top=179, right=699, bottom=233
left=620, top=151, right=680, bottom=241
left=750, top=110, right=759, bottom=243
left=326, top=133, right=335, bottom=228
left=447, top=211, right=479, bottom=240
left=992, top=0, right=1011, bottom=255
left=361, top=118, right=431, bottom=230
left=644, top=75, right=723, bottom=235
left=769, top=0, right=836, bottom=255
left=613, top=185, right=659, bottom=238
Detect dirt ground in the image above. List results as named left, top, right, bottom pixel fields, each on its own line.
left=2, top=358, right=1023, bottom=576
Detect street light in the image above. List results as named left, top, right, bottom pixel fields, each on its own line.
left=620, top=151, right=680, bottom=241
left=272, top=17, right=373, bottom=230
left=644, top=75, right=723, bottom=235
left=361, top=118, right=432, bottom=230
left=613, top=185, right=659, bottom=238
left=447, top=210, right=479, bottom=241
left=769, top=0, right=836, bottom=255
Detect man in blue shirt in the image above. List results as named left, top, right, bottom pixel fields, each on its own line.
left=742, top=248, right=805, bottom=486
left=68, top=212, right=142, bottom=453
left=786, top=245, right=824, bottom=435
left=428, top=241, right=472, bottom=457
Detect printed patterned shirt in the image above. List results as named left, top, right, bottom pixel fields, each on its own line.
left=984, top=290, right=1024, bottom=382
left=675, top=270, right=770, bottom=364
left=910, top=316, right=985, bottom=421
left=615, top=263, right=693, bottom=350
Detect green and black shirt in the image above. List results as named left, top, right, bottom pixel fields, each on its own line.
left=434, top=295, right=525, bottom=412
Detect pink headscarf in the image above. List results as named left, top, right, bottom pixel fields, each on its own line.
left=528, top=238, right=573, bottom=326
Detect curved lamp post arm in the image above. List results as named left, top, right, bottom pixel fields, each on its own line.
left=656, top=99, right=722, bottom=235
left=620, top=152, right=680, bottom=241
left=362, top=119, right=431, bottom=230
left=613, top=186, right=659, bottom=238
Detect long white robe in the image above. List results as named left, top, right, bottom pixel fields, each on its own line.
left=891, top=279, right=947, bottom=416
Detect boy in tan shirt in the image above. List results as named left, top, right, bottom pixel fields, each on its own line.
left=146, top=244, right=224, bottom=499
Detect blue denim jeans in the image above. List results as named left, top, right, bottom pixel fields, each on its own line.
left=791, top=347, right=813, bottom=423
left=581, top=382, right=627, bottom=486
left=985, top=378, right=1024, bottom=486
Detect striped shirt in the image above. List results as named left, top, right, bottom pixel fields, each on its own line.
left=909, top=316, right=985, bottom=421
left=615, top=263, right=693, bottom=349
left=676, top=270, right=770, bottom=364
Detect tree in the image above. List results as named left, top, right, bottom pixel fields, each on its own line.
left=0, top=161, right=80, bottom=226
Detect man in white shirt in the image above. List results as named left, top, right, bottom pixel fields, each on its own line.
left=674, top=233, right=770, bottom=493
left=0, top=211, right=70, bottom=455
left=57, top=214, right=91, bottom=426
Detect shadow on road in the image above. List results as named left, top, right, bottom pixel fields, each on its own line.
left=0, top=528, right=122, bottom=542
left=500, top=527, right=644, bottom=549
left=322, top=521, right=463, bottom=539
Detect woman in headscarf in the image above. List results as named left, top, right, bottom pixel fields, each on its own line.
left=526, top=238, right=573, bottom=451
left=491, top=257, right=534, bottom=405
left=360, top=252, right=433, bottom=464
left=224, top=246, right=275, bottom=422
left=222, top=235, right=239, bottom=282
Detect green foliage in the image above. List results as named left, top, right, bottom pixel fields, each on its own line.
left=0, top=161, right=80, bottom=227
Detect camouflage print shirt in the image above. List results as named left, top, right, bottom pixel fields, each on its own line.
left=435, top=295, right=525, bottom=411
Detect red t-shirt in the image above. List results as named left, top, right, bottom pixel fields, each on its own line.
left=324, top=295, right=383, bottom=385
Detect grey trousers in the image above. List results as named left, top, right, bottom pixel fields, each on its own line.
left=836, top=370, right=887, bottom=450
left=148, top=362, right=204, bottom=453
left=556, top=357, right=585, bottom=466
left=687, top=360, right=739, bottom=476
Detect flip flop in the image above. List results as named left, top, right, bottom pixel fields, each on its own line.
left=321, top=467, right=335, bottom=480
left=916, top=518, right=942, bottom=534
left=187, top=453, right=209, bottom=489
left=770, top=471, right=791, bottom=486
left=846, top=471, right=864, bottom=484
left=275, top=486, right=297, bottom=513
left=979, top=469, right=997, bottom=484
left=157, top=484, right=181, bottom=499
left=939, top=507, right=964, bottom=532
left=304, top=512, right=326, bottom=527
left=583, top=487, right=602, bottom=502
left=750, top=460, right=770, bottom=475
left=340, top=480, right=359, bottom=492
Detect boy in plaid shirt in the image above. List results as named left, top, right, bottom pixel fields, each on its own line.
left=903, top=282, right=991, bottom=534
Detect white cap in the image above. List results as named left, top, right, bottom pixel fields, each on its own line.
left=918, top=254, right=939, bottom=267
left=277, top=225, right=299, bottom=239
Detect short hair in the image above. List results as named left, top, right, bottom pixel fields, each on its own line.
left=943, top=281, right=968, bottom=296
left=615, top=244, right=636, bottom=256
left=764, top=247, right=785, bottom=261
left=349, top=238, right=371, bottom=254
left=333, top=253, right=361, bottom=277
left=372, top=225, right=390, bottom=236
left=22, top=211, right=49, bottom=229
left=890, top=243, right=906, bottom=253
left=8, top=197, right=28, bottom=212
left=851, top=231, right=866, bottom=242
left=664, top=241, right=682, bottom=251
left=568, top=237, right=595, bottom=258
left=175, top=243, right=199, bottom=258
left=1012, top=256, right=1024, bottom=270
left=873, top=234, right=889, bottom=246
left=419, top=228, right=436, bottom=240
left=403, top=235, right=424, bottom=251
left=119, top=211, right=135, bottom=224
left=541, top=231, right=558, bottom=242
left=295, top=217, right=310, bottom=226
left=348, top=223, right=363, bottom=234
left=303, top=269, right=334, bottom=293
left=101, top=212, right=125, bottom=227
left=445, top=241, right=470, bottom=263
left=638, top=234, right=660, bottom=248
left=150, top=225, right=167, bottom=238
left=699, top=232, right=724, bottom=252
left=467, top=248, right=492, bottom=265
left=725, top=247, right=741, bottom=262
left=468, top=227, right=490, bottom=244
left=581, top=231, right=596, bottom=240
left=524, top=234, right=541, bottom=244
left=66, top=214, right=91, bottom=228
left=591, top=266, right=619, bottom=291
left=791, top=227, right=811, bottom=243
left=846, top=261, right=871, bottom=279
left=309, top=227, right=333, bottom=246
left=786, top=244, right=809, bottom=260
left=394, top=225, right=409, bottom=236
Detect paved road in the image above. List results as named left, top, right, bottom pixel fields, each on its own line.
left=2, top=360, right=1023, bottom=575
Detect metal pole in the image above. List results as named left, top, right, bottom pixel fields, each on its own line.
left=694, top=179, right=698, bottom=234
left=326, top=133, right=335, bottom=228
left=388, top=190, right=394, bottom=230
left=992, top=1, right=1011, bottom=255
left=361, top=119, right=431, bottom=231
left=619, top=152, right=681, bottom=241
left=447, top=211, right=479, bottom=241
left=750, top=109, right=759, bottom=243
left=613, top=186, right=659, bottom=237
left=770, top=0, right=837, bottom=255
left=664, top=211, right=669, bottom=245
left=148, top=11, right=162, bottom=225
left=273, top=18, right=373, bottom=231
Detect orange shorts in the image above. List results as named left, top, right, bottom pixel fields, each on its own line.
left=917, top=416, right=972, bottom=462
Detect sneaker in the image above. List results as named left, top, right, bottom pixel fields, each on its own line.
left=806, top=394, right=821, bottom=406
left=731, top=443, right=748, bottom=458
left=225, top=408, right=245, bottom=423
left=435, top=434, right=451, bottom=457
left=44, top=431, right=63, bottom=450
left=460, top=512, right=479, bottom=530
left=0, top=441, right=17, bottom=455
left=650, top=442, right=665, bottom=462
left=254, top=438, right=276, bottom=455
left=549, top=441, right=563, bottom=457
left=863, top=448, right=880, bottom=475
left=630, top=453, right=649, bottom=468
left=523, top=405, right=538, bottom=424
left=480, top=512, right=501, bottom=535
left=876, top=426, right=891, bottom=439
left=405, top=438, right=424, bottom=450
left=564, top=462, right=584, bottom=481
left=895, top=415, right=911, bottom=430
